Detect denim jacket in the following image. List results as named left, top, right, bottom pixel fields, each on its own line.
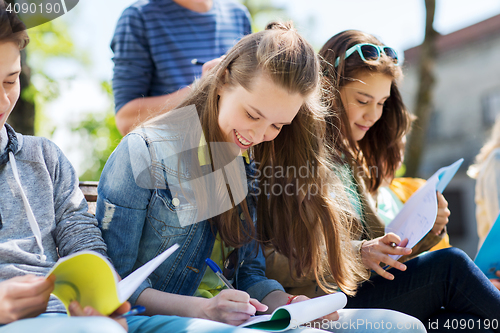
left=96, top=125, right=284, bottom=305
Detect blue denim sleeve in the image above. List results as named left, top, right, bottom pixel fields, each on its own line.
left=236, top=240, right=285, bottom=302
left=111, top=7, right=153, bottom=113
left=96, top=134, right=153, bottom=304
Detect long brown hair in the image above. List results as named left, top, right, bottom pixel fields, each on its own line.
left=170, top=22, right=367, bottom=295
left=320, top=30, right=412, bottom=193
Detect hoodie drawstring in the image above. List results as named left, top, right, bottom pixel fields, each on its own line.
left=8, top=152, right=46, bottom=260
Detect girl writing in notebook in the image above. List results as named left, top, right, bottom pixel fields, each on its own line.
left=267, top=29, right=500, bottom=332
left=96, top=23, right=424, bottom=332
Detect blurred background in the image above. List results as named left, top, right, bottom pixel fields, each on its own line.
left=7, top=0, right=500, bottom=258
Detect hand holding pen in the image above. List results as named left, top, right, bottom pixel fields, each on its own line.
left=115, top=305, right=146, bottom=319
left=360, top=233, right=411, bottom=280
left=68, top=300, right=136, bottom=331
left=204, top=258, right=267, bottom=325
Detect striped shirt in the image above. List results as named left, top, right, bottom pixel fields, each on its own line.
left=111, top=0, right=252, bottom=113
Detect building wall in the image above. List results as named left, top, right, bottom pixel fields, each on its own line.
left=399, top=32, right=500, bottom=257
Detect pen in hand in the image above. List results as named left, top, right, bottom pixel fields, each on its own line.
left=205, top=258, right=264, bottom=317
left=205, top=258, right=235, bottom=290
left=115, top=305, right=146, bottom=319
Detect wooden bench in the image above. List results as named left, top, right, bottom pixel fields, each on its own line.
left=79, top=181, right=98, bottom=215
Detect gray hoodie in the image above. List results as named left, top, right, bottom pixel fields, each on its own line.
left=0, top=124, right=108, bottom=313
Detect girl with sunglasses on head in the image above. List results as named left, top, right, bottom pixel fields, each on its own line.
left=267, top=30, right=500, bottom=332
left=96, top=23, right=425, bottom=332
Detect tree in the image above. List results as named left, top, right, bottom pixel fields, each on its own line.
left=71, top=81, right=122, bottom=182
left=405, top=0, right=438, bottom=177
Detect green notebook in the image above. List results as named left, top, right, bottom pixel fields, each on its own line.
left=239, top=292, right=347, bottom=331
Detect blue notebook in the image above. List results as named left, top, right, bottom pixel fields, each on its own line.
left=474, top=212, right=500, bottom=279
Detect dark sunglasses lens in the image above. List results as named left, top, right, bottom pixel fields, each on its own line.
left=360, top=45, right=379, bottom=60
left=383, top=47, right=398, bottom=63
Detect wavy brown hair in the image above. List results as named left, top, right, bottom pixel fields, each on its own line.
left=168, top=22, right=367, bottom=295
left=320, top=30, right=412, bottom=193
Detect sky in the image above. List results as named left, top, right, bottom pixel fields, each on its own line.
left=40, top=0, right=500, bottom=175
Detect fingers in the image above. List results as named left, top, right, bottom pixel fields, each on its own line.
left=216, top=289, right=257, bottom=317
left=112, top=302, right=131, bottom=316
left=291, top=295, right=309, bottom=304
left=68, top=301, right=89, bottom=316
left=369, top=261, right=395, bottom=280
left=433, top=192, right=450, bottom=235
left=3, top=292, right=51, bottom=320
left=7, top=276, right=53, bottom=301
left=496, top=271, right=500, bottom=278
left=382, top=234, right=412, bottom=256
left=249, top=298, right=268, bottom=313
left=436, top=192, right=448, bottom=208
left=110, top=303, right=130, bottom=332
left=399, top=238, right=410, bottom=248
left=360, top=235, right=411, bottom=281
left=69, top=301, right=129, bottom=331
left=382, top=233, right=402, bottom=245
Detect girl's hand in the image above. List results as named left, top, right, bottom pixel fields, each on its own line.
left=290, top=295, right=339, bottom=322
left=432, top=192, right=450, bottom=236
left=68, top=300, right=131, bottom=331
left=0, top=275, right=55, bottom=324
left=360, top=233, right=412, bottom=280
left=200, top=289, right=267, bottom=326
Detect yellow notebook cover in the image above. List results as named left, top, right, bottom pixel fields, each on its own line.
left=46, top=244, right=180, bottom=316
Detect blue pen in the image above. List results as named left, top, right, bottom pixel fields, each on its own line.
left=205, top=258, right=235, bottom=290
left=116, top=305, right=146, bottom=319
left=206, top=258, right=257, bottom=317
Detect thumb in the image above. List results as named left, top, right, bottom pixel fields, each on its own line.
left=249, top=298, right=268, bottom=313
left=113, top=302, right=131, bottom=316
left=399, top=238, right=410, bottom=248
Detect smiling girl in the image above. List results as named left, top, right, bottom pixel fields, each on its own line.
left=97, top=22, right=418, bottom=332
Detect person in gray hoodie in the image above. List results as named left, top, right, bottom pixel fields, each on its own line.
left=0, top=4, right=320, bottom=333
left=0, top=3, right=132, bottom=332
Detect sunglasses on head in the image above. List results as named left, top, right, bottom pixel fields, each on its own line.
left=334, top=43, right=399, bottom=68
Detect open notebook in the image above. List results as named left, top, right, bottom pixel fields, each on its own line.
left=385, top=158, right=463, bottom=260
left=46, top=243, right=180, bottom=316
left=239, top=292, right=347, bottom=331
